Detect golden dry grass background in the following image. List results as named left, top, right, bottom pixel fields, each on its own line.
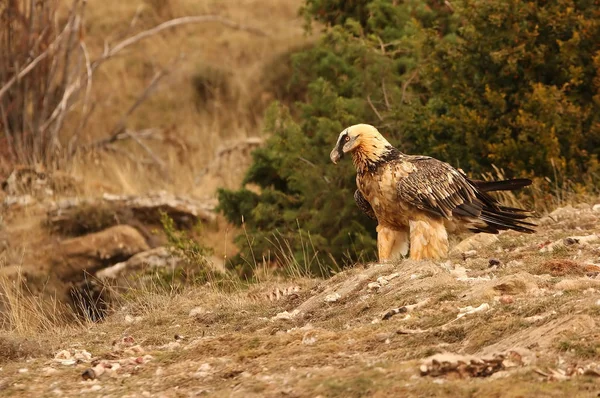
left=64, top=0, right=311, bottom=197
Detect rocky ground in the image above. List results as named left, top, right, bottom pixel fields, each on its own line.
left=2, top=171, right=600, bottom=397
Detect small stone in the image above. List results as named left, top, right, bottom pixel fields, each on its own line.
left=489, top=258, right=502, bottom=267
left=91, top=365, right=105, bottom=378
left=73, top=350, right=92, bottom=362
left=109, top=363, right=121, bottom=373
left=462, top=250, right=478, bottom=259
left=376, top=276, right=390, bottom=286
left=324, top=292, right=341, bottom=303
left=302, top=331, right=317, bottom=346
left=499, top=295, right=514, bottom=304
left=593, top=204, right=600, bottom=212
left=272, top=310, right=299, bottom=320
left=81, top=369, right=96, bottom=381
left=367, top=282, right=381, bottom=291
left=54, top=350, right=71, bottom=360
left=18, top=368, right=28, bottom=374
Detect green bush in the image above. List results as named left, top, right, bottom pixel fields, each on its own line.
left=401, top=0, right=600, bottom=180
left=219, top=0, right=600, bottom=275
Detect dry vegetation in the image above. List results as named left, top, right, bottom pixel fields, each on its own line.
left=2, top=204, right=600, bottom=396
left=3, top=1, right=600, bottom=397
left=1, top=0, right=312, bottom=197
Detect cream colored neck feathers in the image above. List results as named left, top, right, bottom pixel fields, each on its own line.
left=349, top=125, right=395, bottom=173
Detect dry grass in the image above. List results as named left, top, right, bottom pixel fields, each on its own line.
left=0, top=199, right=600, bottom=395
left=1, top=0, right=312, bottom=198
left=63, top=0, right=312, bottom=197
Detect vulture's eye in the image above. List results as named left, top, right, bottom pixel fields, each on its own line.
left=344, top=136, right=350, bottom=142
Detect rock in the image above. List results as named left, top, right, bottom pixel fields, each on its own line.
left=102, top=191, right=215, bottom=225
left=457, top=303, right=489, bottom=319
left=81, top=368, right=96, bottom=381
left=554, top=279, right=600, bottom=291
left=302, top=331, right=318, bottom=345
left=272, top=310, right=299, bottom=320
left=593, top=204, right=600, bottom=212
left=96, top=247, right=182, bottom=279
left=540, top=234, right=599, bottom=253
left=479, top=315, right=595, bottom=355
left=51, top=225, right=149, bottom=281
left=3, top=194, right=36, bottom=207
left=46, top=191, right=215, bottom=238
left=451, top=234, right=499, bottom=255
left=462, top=250, right=478, bottom=259
left=324, top=292, right=341, bottom=303
left=54, top=349, right=92, bottom=366
left=463, top=272, right=541, bottom=300
left=2, top=167, right=80, bottom=200
left=489, top=258, right=502, bottom=267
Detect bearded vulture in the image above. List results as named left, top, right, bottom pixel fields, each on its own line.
left=330, top=124, right=535, bottom=261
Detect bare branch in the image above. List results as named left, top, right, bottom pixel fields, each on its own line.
left=124, top=129, right=167, bottom=171
left=0, top=102, right=15, bottom=161
left=68, top=41, right=94, bottom=153
left=367, top=95, right=384, bottom=122
left=82, top=59, right=176, bottom=154
left=94, top=15, right=268, bottom=70
left=108, top=68, right=170, bottom=138
left=377, top=36, right=385, bottom=54
left=86, top=129, right=163, bottom=152
left=382, top=79, right=391, bottom=110
left=401, top=69, right=419, bottom=104
left=0, top=20, right=70, bottom=100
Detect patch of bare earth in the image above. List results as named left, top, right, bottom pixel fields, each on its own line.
left=2, top=204, right=600, bottom=396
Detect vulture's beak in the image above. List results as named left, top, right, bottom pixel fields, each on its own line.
left=330, top=147, right=342, bottom=164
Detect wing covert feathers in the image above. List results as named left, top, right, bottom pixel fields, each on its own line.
left=396, top=157, right=535, bottom=234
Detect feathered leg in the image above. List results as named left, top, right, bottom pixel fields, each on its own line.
left=377, top=225, right=409, bottom=262
left=409, top=218, right=448, bottom=260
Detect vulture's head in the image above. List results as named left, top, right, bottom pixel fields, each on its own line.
left=330, top=124, right=392, bottom=165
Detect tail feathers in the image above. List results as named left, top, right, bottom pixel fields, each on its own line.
left=467, top=177, right=536, bottom=234
left=479, top=209, right=536, bottom=234
left=473, top=178, right=532, bottom=192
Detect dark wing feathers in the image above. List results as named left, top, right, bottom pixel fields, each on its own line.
left=396, top=158, right=477, bottom=219
left=354, top=189, right=376, bottom=220
left=396, top=157, right=535, bottom=234
left=472, top=178, right=532, bottom=192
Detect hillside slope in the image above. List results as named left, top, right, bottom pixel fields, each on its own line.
left=2, top=203, right=600, bottom=397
